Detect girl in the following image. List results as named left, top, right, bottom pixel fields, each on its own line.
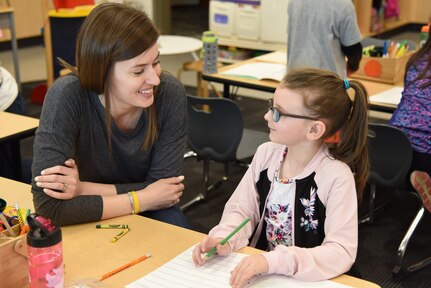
left=193, top=68, right=369, bottom=287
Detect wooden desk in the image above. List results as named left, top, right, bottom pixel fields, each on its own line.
left=0, top=177, right=380, bottom=287
left=0, top=112, right=39, bottom=180
left=203, top=52, right=401, bottom=113
left=0, top=7, right=20, bottom=90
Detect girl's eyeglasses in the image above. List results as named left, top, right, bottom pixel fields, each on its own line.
left=268, top=99, right=319, bottom=122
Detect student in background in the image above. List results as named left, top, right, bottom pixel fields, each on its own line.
left=31, top=3, right=189, bottom=227
left=193, top=68, right=369, bottom=286
left=287, top=0, right=363, bottom=78
left=389, top=24, right=431, bottom=177
left=0, top=65, right=26, bottom=179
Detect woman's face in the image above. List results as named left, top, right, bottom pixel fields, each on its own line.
left=108, top=42, right=161, bottom=112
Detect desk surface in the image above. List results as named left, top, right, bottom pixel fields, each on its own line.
left=157, top=35, right=202, bottom=56
left=0, top=112, right=39, bottom=142
left=0, top=177, right=379, bottom=288
left=203, top=52, right=401, bottom=113
left=0, top=7, right=14, bottom=14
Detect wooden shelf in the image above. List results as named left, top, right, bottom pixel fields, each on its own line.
left=354, top=0, right=430, bottom=37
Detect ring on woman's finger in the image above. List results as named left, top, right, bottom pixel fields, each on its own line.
left=62, top=183, right=68, bottom=192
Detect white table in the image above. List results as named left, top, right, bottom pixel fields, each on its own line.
left=157, top=35, right=202, bottom=60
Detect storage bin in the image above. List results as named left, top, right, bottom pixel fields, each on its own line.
left=235, top=3, right=260, bottom=40
left=350, top=52, right=413, bottom=84
left=210, top=0, right=236, bottom=37
left=0, top=223, right=28, bottom=287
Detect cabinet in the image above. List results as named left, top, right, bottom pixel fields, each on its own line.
left=0, top=0, right=44, bottom=41
left=353, top=0, right=431, bottom=37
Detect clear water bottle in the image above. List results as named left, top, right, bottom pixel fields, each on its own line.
left=27, top=213, right=64, bottom=288
left=201, top=31, right=218, bottom=74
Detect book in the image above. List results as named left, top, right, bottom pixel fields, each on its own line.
left=220, top=62, right=287, bottom=82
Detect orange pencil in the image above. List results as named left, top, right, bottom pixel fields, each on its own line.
left=100, top=253, right=151, bottom=281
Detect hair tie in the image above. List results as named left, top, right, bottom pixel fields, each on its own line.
left=343, top=79, right=350, bottom=90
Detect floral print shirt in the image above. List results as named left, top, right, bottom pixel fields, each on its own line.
left=389, top=53, right=431, bottom=154
left=265, top=179, right=294, bottom=250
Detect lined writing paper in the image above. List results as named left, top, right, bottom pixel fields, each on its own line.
left=125, top=246, right=353, bottom=288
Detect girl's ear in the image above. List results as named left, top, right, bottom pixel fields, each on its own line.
left=307, top=121, right=326, bottom=141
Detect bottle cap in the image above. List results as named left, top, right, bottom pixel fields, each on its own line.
left=27, top=213, right=62, bottom=248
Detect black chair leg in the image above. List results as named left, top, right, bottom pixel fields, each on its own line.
left=181, top=159, right=225, bottom=211
left=393, top=206, right=431, bottom=277
left=359, top=184, right=377, bottom=224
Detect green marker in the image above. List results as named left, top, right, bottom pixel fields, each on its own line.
left=204, top=217, right=250, bottom=261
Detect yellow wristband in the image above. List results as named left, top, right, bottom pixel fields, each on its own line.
left=130, top=191, right=140, bottom=214
left=127, top=192, right=134, bottom=214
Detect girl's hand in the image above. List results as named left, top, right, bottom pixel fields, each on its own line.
left=192, top=236, right=231, bottom=266
left=140, top=176, right=185, bottom=210
left=34, top=159, right=82, bottom=200
left=230, top=255, right=268, bottom=288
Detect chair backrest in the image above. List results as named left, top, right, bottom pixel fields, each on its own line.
left=187, top=94, right=243, bottom=163
left=367, top=123, right=413, bottom=188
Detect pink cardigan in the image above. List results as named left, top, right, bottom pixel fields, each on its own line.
left=209, top=142, right=358, bottom=281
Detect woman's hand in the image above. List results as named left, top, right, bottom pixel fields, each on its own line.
left=139, top=175, right=185, bottom=210
left=34, top=159, right=82, bottom=200
left=230, top=254, right=268, bottom=288
left=192, top=236, right=231, bottom=266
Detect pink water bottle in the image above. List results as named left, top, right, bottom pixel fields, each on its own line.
left=27, top=213, right=64, bottom=288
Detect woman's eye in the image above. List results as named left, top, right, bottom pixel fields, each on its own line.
left=153, top=60, right=160, bottom=67
left=133, top=69, right=145, bottom=75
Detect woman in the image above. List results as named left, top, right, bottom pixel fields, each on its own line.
left=31, top=3, right=189, bottom=227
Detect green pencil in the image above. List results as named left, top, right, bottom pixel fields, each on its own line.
left=204, top=217, right=250, bottom=261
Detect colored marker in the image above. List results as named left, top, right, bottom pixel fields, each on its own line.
left=96, top=224, right=129, bottom=229
left=111, top=228, right=130, bottom=243
left=203, top=217, right=250, bottom=261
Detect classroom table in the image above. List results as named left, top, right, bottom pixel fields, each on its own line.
left=0, top=177, right=380, bottom=288
left=203, top=52, right=402, bottom=113
left=0, top=112, right=39, bottom=181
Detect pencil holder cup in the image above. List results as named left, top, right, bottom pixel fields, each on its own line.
left=27, top=213, right=64, bottom=288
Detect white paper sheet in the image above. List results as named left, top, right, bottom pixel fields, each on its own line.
left=220, top=62, right=287, bottom=82
left=370, top=87, right=403, bottom=105
left=254, top=51, right=287, bottom=64
left=125, top=246, right=353, bottom=288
